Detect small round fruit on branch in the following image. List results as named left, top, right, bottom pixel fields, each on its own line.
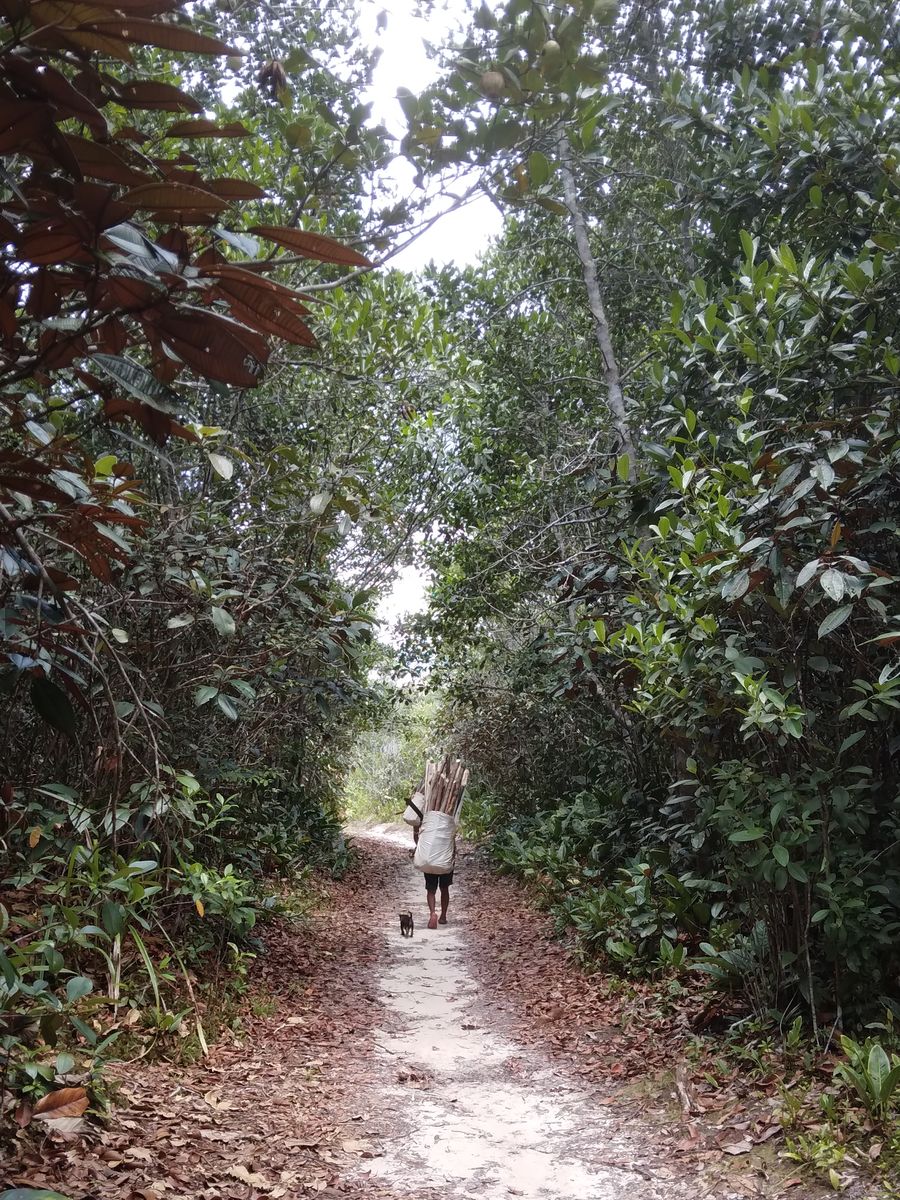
left=479, top=70, right=506, bottom=100
left=540, top=39, right=563, bottom=77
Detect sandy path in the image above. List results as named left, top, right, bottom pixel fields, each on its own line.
left=349, top=824, right=718, bottom=1200
left=7, top=825, right=839, bottom=1200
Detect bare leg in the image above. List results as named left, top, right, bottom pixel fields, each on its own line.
left=427, top=888, right=437, bottom=929
left=439, top=883, right=450, bottom=924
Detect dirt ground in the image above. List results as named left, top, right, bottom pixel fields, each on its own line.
left=2, top=826, right=885, bottom=1200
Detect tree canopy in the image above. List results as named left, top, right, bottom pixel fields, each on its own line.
left=2, top=0, right=900, bottom=1175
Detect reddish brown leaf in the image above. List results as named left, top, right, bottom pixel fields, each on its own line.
left=155, top=226, right=190, bottom=259
left=249, top=225, right=373, bottom=268
left=0, top=99, right=49, bottom=153
left=71, top=182, right=131, bottom=233
left=33, top=1086, right=89, bottom=1119
left=62, top=134, right=150, bottom=187
left=163, top=119, right=250, bottom=138
left=224, top=295, right=317, bottom=348
left=150, top=304, right=268, bottom=387
left=30, top=0, right=126, bottom=25
left=207, top=269, right=316, bottom=345
left=104, top=394, right=198, bottom=444
left=121, top=181, right=229, bottom=214
left=93, top=315, right=130, bottom=354
left=100, top=273, right=163, bottom=311
left=38, top=328, right=87, bottom=369
left=19, top=221, right=90, bottom=265
left=4, top=57, right=107, bottom=136
left=84, top=17, right=238, bottom=56
left=205, top=178, right=267, bottom=201
left=114, top=80, right=203, bottom=112
left=0, top=298, right=17, bottom=341
left=57, top=28, right=135, bottom=62
left=201, top=264, right=311, bottom=312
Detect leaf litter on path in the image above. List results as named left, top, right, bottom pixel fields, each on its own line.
left=3, top=832, right=874, bottom=1200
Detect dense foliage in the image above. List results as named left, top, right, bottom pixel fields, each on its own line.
left=0, top=0, right=456, bottom=1116
left=3, top=0, right=900, bottom=1168
left=406, top=0, right=900, bottom=1033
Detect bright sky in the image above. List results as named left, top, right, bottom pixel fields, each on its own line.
left=360, top=0, right=503, bottom=272
left=359, top=0, right=499, bottom=630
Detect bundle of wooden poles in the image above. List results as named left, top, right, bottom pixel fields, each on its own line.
left=422, top=756, right=468, bottom=817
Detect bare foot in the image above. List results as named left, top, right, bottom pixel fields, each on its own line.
left=427, top=913, right=438, bottom=930
left=438, top=915, right=448, bottom=925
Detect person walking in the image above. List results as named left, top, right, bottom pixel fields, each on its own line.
left=413, top=819, right=455, bottom=929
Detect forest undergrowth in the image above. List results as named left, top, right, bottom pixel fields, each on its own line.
left=3, top=0, right=900, bottom=1195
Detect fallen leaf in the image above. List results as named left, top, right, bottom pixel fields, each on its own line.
left=722, top=1139, right=754, bottom=1155
left=33, top=1086, right=89, bottom=1119
left=341, top=1138, right=374, bottom=1154
left=754, top=1124, right=781, bottom=1144
left=228, top=1164, right=271, bottom=1187
left=204, top=1089, right=234, bottom=1111
left=39, top=1115, right=87, bottom=1136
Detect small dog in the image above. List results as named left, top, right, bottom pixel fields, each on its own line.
left=399, top=911, right=414, bottom=938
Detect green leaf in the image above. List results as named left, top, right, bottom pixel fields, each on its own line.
left=529, top=150, right=551, bottom=187
left=167, top=613, right=194, bottom=629
left=216, top=694, right=239, bottom=720
left=818, top=604, right=853, bottom=639
left=867, top=1042, right=891, bottom=1100
left=68, top=1014, right=97, bottom=1045
left=65, top=975, right=93, bottom=1003
left=616, top=452, right=630, bottom=482
left=772, top=843, right=789, bottom=867
left=729, top=827, right=766, bottom=843
left=55, top=1052, right=75, bottom=1075
left=194, top=685, right=218, bottom=707
left=130, top=929, right=160, bottom=1013
left=819, top=569, right=845, bottom=602
left=101, top=900, right=124, bottom=936
left=881, top=1064, right=900, bottom=1105
left=210, top=607, right=236, bottom=637
left=777, top=243, right=798, bottom=273
left=207, top=452, right=234, bottom=480
left=30, top=677, right=78, bottom=739
left=396, top=86, right=419, bottom=122
left=722, top=569, right=749, bottom=601
left=838, top=730, right=865, bottom=755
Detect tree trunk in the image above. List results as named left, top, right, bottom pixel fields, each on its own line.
left=557, top=130, right=636, bottom=475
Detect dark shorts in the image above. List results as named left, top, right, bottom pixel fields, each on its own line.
left=424, top=872, right=453, bottom=891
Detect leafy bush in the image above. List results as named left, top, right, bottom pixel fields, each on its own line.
left=426, top=10, right=900, bottom=1028
left=834, top=1036, right=900, bottom=1125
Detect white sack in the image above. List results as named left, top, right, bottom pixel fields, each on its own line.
left=413, top=809, right=456, bottom=874
left=403, top=791, right=426, bottom=826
